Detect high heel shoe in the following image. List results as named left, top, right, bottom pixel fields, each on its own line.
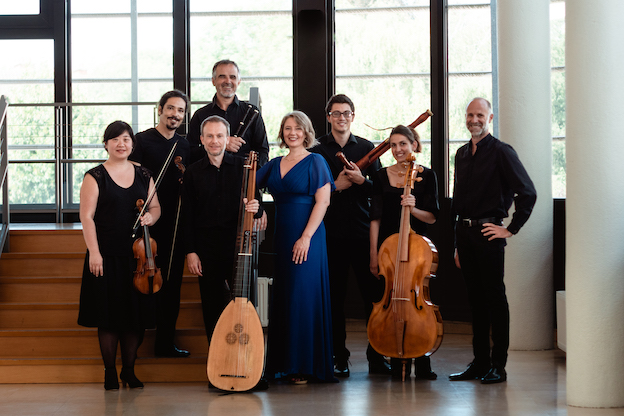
left=104, top=368, right=119, bottom=390
left=120, top=368, right=144, bottom=389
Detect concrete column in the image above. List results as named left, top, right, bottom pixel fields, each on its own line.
left=566, top=0, right=624, bottom=408
left=497, top=0, right=553, bottom=351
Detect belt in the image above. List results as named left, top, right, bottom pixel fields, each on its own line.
left=458, top=217, right=501, bottom=227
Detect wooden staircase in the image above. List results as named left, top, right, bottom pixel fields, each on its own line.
left=0, top=226, right=209, bottom=384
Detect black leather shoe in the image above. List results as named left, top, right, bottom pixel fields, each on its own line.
left=334, top=360, right=350, bottom=378
left=415, top=370, right=438, bottom=380
left=481, top=366, right=507, bottom=384
left=368, top=359, right=392, bottom=375
left=155, top=345, right=190, bottom=358
left=449, top=362, right=489, bottom=381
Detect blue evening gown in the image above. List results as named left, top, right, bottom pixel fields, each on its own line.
left=257, top=153, right=337, bottom=382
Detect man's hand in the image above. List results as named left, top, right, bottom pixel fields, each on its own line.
left=226, top=136, right=246, bottom=153
left=482, top=223, right=512, bottom=241
left=187, top=252, right=202, bottom=276
left=343, top=164, right=365, bottom=185
left=334, top=170, right=353, bottom=192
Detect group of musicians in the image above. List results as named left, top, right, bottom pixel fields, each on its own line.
left=78, top=59, right=537, bottom=390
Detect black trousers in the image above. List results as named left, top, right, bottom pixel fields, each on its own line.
left=152, top=221, right=185, bottom=350
left=196, top=232, right=235, bottom=342
left=455, top=224, right=509, bottom=368
left=326, top=235, right=384, bottom=363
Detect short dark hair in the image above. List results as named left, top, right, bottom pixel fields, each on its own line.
left=201, top=115, right=231, bottom=137
left=390, top=124, right=422, bottom=153
left=103, top=120, right=135, bottom=145
left=325, top=94, right=355, bottom=115
left=158, top=90, right=189, bottom=112
left=212, top=60, right=241, bottom=79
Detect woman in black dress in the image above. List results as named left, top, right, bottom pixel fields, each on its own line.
left=369, top=124, right=439, bottom=380
left=78, top=121, right=161, bottom=390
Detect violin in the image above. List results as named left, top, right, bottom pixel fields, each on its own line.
left=336, top=109, right=433, bottom=171
left=132, top=199, right=163, bottom=295
left=367, top=154, right=443, bottom=381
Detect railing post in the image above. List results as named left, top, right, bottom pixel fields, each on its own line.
left=0, top=95, right=10, bottom=253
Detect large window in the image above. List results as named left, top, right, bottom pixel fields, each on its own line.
left=189, top=0, right=292, bottom=156
left=448, top=0, right=492, bottom=194
left=335, top=0, right=431, bottom=168
left=70, top=0, right=175, bottom=205
left=0, top=39, right=55, bottom=206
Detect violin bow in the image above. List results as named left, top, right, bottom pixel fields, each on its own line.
left=131, top=140, right=179, bottom=238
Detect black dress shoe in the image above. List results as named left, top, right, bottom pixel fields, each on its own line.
left=334, top=361, right=350, bottom=378
left=155, top=345, right=190, bottom=357
left=481, top=366, right=507, bottom=384
left=415, top=370, right=438, bottom=380
left=449, top=362, right=490, bottom=381
left=368, top=359, right=392, bottom=375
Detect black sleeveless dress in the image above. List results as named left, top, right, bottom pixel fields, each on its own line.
left=77, top=164, right=157, bottom=331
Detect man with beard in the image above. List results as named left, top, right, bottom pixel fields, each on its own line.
left=181, top=115, right=262, bottom=343
left=186, top=60, right=269, bottom=166
left=449, top=97, right=536, bottom=384
left=130, top=90, right=191, bottom=357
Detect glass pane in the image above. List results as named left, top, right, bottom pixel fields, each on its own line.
left=551, top=0, right=565, bottom=198
left=0, top=40, right=54, bottom=104
left=189, top=4, right=293, bottom=148
left=447, top=3, right=492, bottom=194
left=337, top=0, right=428, bottom=8
left=0, top=1, right=40, bottom=14
left=71, top=0, right=130, bottom=14
left=336, top=5, right=430, bottom=169
left=9, top=163, right=55, bottom=204
left=448, top=6, right=492, bottom=73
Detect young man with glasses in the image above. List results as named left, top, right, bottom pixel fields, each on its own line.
left=311, top=94, right=390, bottom=377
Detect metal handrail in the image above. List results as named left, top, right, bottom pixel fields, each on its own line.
left=0, top=95, right=10, bottom=253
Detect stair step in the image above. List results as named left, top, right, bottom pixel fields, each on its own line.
left=8, top=229, right=86, bottom=253
left=0, top=253, right=84, bottom=276
left=0, top=357, right=209, bottom=383
left=0, top=328, right=208, bottom=359
left=0, top=302, right=205, bottom=329
left=0, top=275, right=201, bottom=303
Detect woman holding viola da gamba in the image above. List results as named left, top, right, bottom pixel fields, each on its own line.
left=368, top=124, right=440, bottom=380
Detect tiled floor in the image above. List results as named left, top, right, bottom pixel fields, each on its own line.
left=0, top=324, right=622, bottom=416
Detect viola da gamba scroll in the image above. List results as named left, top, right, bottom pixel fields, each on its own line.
left=207, top=151, right=265, bottom=392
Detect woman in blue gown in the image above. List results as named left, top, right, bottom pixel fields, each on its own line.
left=257, top=111, right=336, bottom=383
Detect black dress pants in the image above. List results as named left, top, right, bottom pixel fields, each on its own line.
left=455, top=224, right=509, bottom=368
left=196, top=231, right=236, bottom=342
left=326, top=235, right=384, bottom=363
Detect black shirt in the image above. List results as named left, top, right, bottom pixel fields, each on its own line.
left=187, top=94, right=269, bottom=166
left=129, top=128, right=190, bottom=229
left=452, top=134, right=537, bottom=235
left=181, top=152, right=262, bottom=255
left=311, top=132, right=381, bottom=239
left=370, top=166, right=439, bottom=242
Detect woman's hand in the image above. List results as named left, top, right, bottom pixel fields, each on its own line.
left=89, top=251, right=104, bottom=277
left=400, top=194, right=416, bottom=208
left=139, top=212, right=155, bottom=227
left=292, top=236, right=311, bottom=264
left=369, top=251, right=380, bottom=279
left=243, top=198, right=260, bottom=214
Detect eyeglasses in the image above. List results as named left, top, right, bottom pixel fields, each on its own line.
left=328, top=111, right=354, bottom=118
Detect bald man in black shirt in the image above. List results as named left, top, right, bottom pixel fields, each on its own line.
left=450, top=97, right=536, bottom=384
